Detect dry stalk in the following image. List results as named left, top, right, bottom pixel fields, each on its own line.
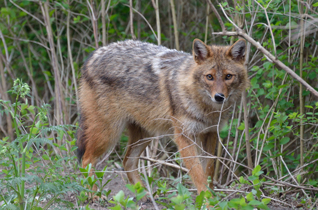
left=170, top=0, right=179, bottom=50
left=129, top=0, right=136, bottom=40
left=206, top=0, right=225, bottom=32
left=152, top=0, right=161, bottom=45
left=125, top=5, right=158, bottom=41
left=40, top=1, right=64, bottom=126
left=101, top=0, right=106, bottom=45
left=298, top=0, right=306, bottom=167
left=139, top=156, right=189, bottom=172
left=141, top=163, right=159, bottom=210
left=87, top=0, right=98, bottom=48
left=242, top=91, right=253, bottom=174
left=67, top=0, right=79, bottom=113
left=0, top=53, right=13, bottom=140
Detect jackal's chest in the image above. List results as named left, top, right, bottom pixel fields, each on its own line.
left=147, top=114, right=227, bottom=137
left=177, top=117, right=227, bottom=135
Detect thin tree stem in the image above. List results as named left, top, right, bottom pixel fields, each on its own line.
left=170, top=0, right=179, bottom=50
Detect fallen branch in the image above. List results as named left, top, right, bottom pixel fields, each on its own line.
left=139, top=156, right=189, bottom=172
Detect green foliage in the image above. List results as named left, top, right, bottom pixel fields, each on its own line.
left=0, top=80, right=85, bottom=209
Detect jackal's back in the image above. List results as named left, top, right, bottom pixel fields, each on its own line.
left=81, top=40, right=192, bottom=103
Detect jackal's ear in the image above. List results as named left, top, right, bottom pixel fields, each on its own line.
left=193, top=39, right=211, bottom=64
left=227, top=39, right=246, bottom=62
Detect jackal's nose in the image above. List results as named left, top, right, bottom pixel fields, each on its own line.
left=214, top=93, right=225, bottom=102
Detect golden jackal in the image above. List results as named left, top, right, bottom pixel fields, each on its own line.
left=77, top=39, right=248, bottom=194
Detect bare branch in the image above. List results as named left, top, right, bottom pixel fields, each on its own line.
left=129, top=0, right=136, bottom=40
left=206, top=0, right=225, bottom=32
left=139, top=156, right=189, bottom=172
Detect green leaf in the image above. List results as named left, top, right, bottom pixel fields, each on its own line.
left=313, top=2, right=318, bottom=7
left=177, top=183, right=190, bottom=196
left=248, top=199, right=263, bottom=206
left=42, top=154, right=50, bottom=160
left=136, top=191, right=147, bottom=201
left=262, top=198, right=271, bottom=205
left=171, top=195, right=183, bottom=205
left=239, top=176, right=245, bottom=184
left=79, top=163, right=92, bottom=178
left=238, top=122, right=245, bottom=130
left=279, top=137, right=290, bottom=145
left=239, top=197, right=246, bottom=206
left=125, top=184, right=135, bottom=193
left=263, top=80, right=272, bottom=88
left=109, top=204, right=122, bottom=210
left=296, top=174, right=301, bottom=183
left=95, top=165, right=107, bottom=179
left=246, top=192, right=253, bottom=201
left=263, top=143, right=274, bottom=152
left=219, top=201, right=228, bottom=210
left=31, top=127, right=39, bottom=134
left=27, top=105, right=35, bottom=115
left=195, top=191, right=205, bottom=209
left=252, top=165, right=261, bottom=176
left=113, top=190, right=125, bottom=203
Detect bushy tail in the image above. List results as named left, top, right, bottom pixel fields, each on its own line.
left=76, top=115, right=86, bottom=163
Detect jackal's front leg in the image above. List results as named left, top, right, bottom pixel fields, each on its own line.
left=200, top=132, right=218, bottom=190
left=174, top=127, right=208, bottom=193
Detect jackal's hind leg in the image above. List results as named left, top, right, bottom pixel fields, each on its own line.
left=80, top=113, right=126, bottom=197
left=123, top=123, right=151, bottom=186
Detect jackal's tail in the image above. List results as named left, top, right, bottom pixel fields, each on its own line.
left=76, top=115, right=86, bottom=163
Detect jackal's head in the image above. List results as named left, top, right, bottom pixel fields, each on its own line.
left=192, top=38, right=248, bottom=105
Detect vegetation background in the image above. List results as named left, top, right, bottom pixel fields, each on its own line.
left=0, top=0, right=318, bottom=209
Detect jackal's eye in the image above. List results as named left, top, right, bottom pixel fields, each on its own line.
left=225, top=74, right=233, bottom=80
left=206, top=74, right=213, bottom=80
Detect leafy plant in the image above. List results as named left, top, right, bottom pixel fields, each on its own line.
left=0, top=79, right=84, bottom=209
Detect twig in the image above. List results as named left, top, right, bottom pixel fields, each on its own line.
left=263, top=174, right=318, bottom=191
left=204, top=6, right=209, bottom=43
left=170, top=0, right=179, bottom=50
left=87, top=0, right=98, bottom=48
left=206, top=0, right=225, bottom=32
left=129, top=0, right=136, bottom=40
left=298, top=0, right=306, bottom=167
left=40, top=1, right=64, bottom=126
left=9, top=0, right=44, bottom=25
left=213, top=137, right=223, bottom=181
left=280, top=156, right=309, bottom=199
left=242, top=91, right=253, bottom=173
left=67, top=0, right=79, bottom=113
left=139, top=156, right=189, bottom=172
left=2, top=35, right=50, bottom=50
left=152, top=0, right=161, bottom=45
left=253, top=0, right=277, bottom=57
left=101, top=0, right=106, bottom=45
left=278, top=158, right=318, bottom=181
left=141, top=162, right=159, bottom=210
left=124, top=4, right=158, bottom=41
